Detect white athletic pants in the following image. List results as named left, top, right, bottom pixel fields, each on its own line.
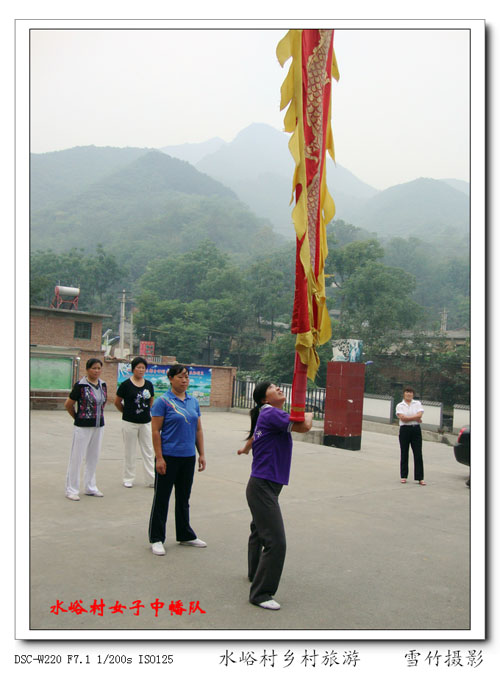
left=65, top=426, right=104, bottom=496
left=122, top=420, right=155, bottom=485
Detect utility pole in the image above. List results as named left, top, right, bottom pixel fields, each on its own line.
left=130, top=305, right=134, bottom=357
left=119, top=289, right=126, bottom=357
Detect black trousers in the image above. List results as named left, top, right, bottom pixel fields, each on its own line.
left=246, top=476, right=286, bottom=605
left=148, top=455, right=197, bottom=543
left=399, top=425, right=424, bottom=481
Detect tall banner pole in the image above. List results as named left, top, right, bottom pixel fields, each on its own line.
left=277, top=29, right=339, bottom=421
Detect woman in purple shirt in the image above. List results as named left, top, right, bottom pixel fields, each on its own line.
left=238, top=382, right=312, bottom=610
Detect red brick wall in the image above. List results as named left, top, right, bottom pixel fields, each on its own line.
left=30, top=308, right=236, bottom=408
left=30, top=390, right=69, bottom=410
left=101, top=359, right=119, bottom=397
left=30, top=308, right=103, bottom=351
left=208, top=366, right=237, bottom=408
left=31, top=359, right=237, bottom=410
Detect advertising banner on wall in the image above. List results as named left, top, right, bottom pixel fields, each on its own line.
left=331, top=339, right=363, bottom=362
left=117, top=363, right=212, bottom=406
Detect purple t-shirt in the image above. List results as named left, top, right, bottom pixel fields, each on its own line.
left=251, top=405, right=294, bottom=485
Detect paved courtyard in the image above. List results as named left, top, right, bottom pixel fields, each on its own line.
left=26, top=409, right=471, bottom=636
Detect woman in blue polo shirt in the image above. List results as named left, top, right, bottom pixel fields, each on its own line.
left=148, top=365, right=207, bottom=556
left=238, top=382, right=312, bottom=610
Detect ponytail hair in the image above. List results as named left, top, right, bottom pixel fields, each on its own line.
left=246, top=381, right=271, bottom=440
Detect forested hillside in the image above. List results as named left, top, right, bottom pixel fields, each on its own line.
left=31, top=147, right=284, bottom=277
left=30, top=145, right=153, bottom=211
left=351, top=178, right=470, bottom=243
left=30, top=141, right=470, bottom=406
left=189, top=123, right=469, bottom=254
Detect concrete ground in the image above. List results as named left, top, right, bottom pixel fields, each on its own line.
left=28, top=409, right=470, bottom=634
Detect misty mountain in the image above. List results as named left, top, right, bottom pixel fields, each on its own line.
left=30, top=145, right=154, bottom=212
left=442, top=178, right=470, bottom=196
left=352, top=178, right=470, bottom=242
left=196, top=123, right=293, bottom=182
left=160, top=137, right=226, bottom=165
left=30, top=140, right=470, bottom=335
left=30, top=147, right=284, bottom=273
left=30, top=126, right=470, bottom=277
left=165, top=123, right=469, bottom=246
left=191, top=123, right=378, bottom=237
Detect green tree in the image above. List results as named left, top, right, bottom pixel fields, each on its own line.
left=375, top=334, right=470, bottom=408
left=325, top=239, right=384, bottom=286
left=154, top=317, right=209, bottom=364
left=84, top=243, right=126, bottom=308
left=205, top=296, right=250, bottom=362
left=259, top=333, right=296, bottom=384
left=383, top=236, right=470, bottom=330
left=30, top=248, right=86, bottom=306
left=254, top=332, right=331, bottom=387
left=338, top=261, right=424, bottom=343
left=30, top=245, right=126, bottom=319
left=138, top=240, right=233, bottom=303
left=244, top=257, right=293, bottom=333
left=432, top=341, right=470, bottom=406
left=327, top=220, right=377, bottom=248
left=135, top=240, right=257, bottom=365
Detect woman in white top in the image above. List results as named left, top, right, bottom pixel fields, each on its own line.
left=395, top=386, right=426, bottom=485
left=114, top=357, right=156, bottom=488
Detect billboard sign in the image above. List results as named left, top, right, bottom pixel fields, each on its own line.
left=117, top=363, right=212, bottom=406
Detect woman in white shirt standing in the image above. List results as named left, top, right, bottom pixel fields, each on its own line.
left=395, top=386, right=426, bottom=486
left=114, top=357, right=156, bottom=488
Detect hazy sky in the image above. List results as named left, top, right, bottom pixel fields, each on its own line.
left=30, top=27, right=471, bottom=190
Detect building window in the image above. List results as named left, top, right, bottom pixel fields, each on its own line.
left=74, top=321, right=92, bottom=340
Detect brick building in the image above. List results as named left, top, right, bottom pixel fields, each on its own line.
left=30, top=306, right=236, bottom=409
left=30, top=306, right=111, bottom=408
left=30, top=306, right=109, bottom=355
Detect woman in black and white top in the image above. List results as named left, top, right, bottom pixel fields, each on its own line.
left=114, top=357, right=155, bottom=488
left=64, top=357, right=107, bottom=501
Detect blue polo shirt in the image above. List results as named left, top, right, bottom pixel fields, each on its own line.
left=151, top=390, right=200, bottom=457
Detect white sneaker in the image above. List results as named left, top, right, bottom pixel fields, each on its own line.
left=258, top=599, right=281, bottom=610
left=151, top=541, right=166, bottom=556
left=179, top=538, right=207, bottom=548
left=66, top=494, right=80, bottom=501
left=123, top=482, right=133, bottom=488
left=85, top=490, right=104, bottom=497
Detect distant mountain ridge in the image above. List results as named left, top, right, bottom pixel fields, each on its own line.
left=30, top=145, right=236, bottom=215
left=351, top=178, right=469, bottom=239
left=30, top=145, right=153, bottom=211
left=162, top=123, right=469, bottom=243
left=160, top=137, right=226, bottom=165
left=185, top=123, right=381, bottom=236
left=31, top=125, right=470, bottom=270
left=30, top=147, right=284, bottom=274
left=441, top=178, right=470, bottom=196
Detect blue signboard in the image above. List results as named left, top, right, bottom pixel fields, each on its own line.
left=117, top=363, right=212, bottom=406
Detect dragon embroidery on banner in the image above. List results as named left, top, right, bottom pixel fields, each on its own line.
left=305, top=30, right=332, bottom=273
left=277, top=28, right=338, bottom=420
